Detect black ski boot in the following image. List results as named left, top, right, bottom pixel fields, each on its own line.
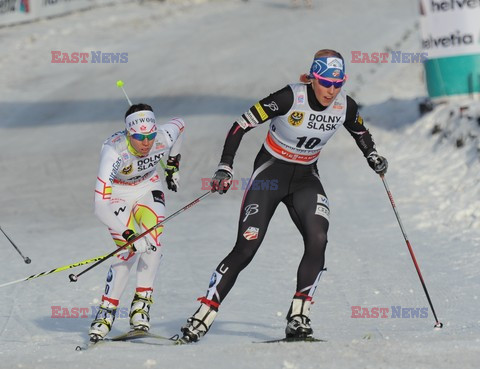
left=285, top=297, right=313, bottom=338
left=180, top=303, right=217, bottom=343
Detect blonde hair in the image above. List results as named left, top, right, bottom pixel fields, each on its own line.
left=314, top=49, right=343, bottom=59
left=300, top=49, right=344, bottom=83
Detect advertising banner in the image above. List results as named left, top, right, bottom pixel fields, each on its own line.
left=420, top=0, right=480, bottom=58
left=419, top=0, right=480, bottom=98
left=0, top=0, right=35, bottom=25
left=0, top=0, right=127, bottom=27
left=36, top=0, right=95, bottom=17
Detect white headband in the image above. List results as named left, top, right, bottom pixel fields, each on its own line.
left=125, top=110, right=157, bottom=134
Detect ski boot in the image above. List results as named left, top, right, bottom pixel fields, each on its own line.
left=285, top=297, right=313, bottom=339
left=89, top=300, right=117, bottom=342
left=129, top=290, right=153, bottom=331
left=180, top=302, right=218, bottom=343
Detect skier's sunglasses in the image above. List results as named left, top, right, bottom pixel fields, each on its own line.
left=311, top=72, right=347, bottom=88
left=131, top=132, right=157, bottom=141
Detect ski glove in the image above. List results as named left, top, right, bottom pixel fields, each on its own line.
left=122, top=229, right=155, bottom=254
left=211, top=163, right=234, bottom=195
left=367, top=152, right=388, bottom=175
left=165, top=154, right=181, bottom=192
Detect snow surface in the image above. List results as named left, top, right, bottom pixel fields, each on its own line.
left=0, top=0, right=479, bottom=368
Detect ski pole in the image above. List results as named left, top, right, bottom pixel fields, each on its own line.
left=69, top=191, right=212, bottom=282
left=380, top=174, right=443, bottom=328
left=0, top=225, right=31, bottom=264
left=0, top=254, right=109, bottom=289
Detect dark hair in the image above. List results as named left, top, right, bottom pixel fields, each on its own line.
left=125, top=103, right=153, bottom=118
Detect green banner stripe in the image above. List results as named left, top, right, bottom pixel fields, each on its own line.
left=424, top=54, right=480, bottom=98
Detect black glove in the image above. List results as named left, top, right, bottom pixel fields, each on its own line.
left=122, top=229, right=153, bottom=253
left=367, top=152, right=388, bottom=175
left=164, top=154, right=180, bottom=192
left=211, top=163, right=234, bottom=194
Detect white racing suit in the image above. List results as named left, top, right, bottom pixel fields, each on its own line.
left=94, top=118, right=185, bottom=305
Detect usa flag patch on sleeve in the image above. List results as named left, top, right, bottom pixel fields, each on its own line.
left=243, top=226, right=259, bottom=240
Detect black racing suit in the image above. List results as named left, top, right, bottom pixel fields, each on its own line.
left=203, top=83, right=376, bottom=308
